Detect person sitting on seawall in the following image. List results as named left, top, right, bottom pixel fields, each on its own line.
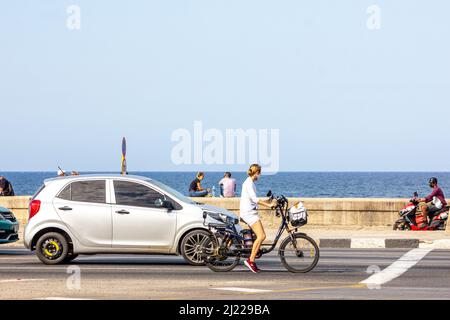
left=0, top=176, right=15, bottom=196
left=188, top=172, right=210, bottom=197
left=417, top=177, right=447, bottom=229
left=218, top=172, right=236, bottom=198
left=57, top=168, right=80, bottom=177
left=240, top=164, right=277, bottom=273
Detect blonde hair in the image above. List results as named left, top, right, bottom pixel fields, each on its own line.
left=247, top=164, right=261, bottom=177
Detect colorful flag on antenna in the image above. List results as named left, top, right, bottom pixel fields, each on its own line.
left=121, top=137, right=127, bottom=175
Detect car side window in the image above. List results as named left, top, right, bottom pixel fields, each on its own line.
left=114, top=181, right=166, bottom=208
left=58, top=184, right=71, bottom=200
left=57, top=180, right=106, bottom=204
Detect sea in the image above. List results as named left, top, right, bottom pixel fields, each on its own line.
left=2, top=171, right=450, bottom=198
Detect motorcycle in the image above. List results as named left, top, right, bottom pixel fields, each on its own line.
left=393, top=192, right=449, bottom=231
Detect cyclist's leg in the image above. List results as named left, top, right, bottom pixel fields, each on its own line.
left=249, top=220, right=266, bottom=262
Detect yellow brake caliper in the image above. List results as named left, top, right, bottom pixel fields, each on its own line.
left=44, top=241, right=60, bottom=257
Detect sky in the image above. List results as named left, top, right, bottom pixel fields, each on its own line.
left=1, top=0, right=449, bottom=172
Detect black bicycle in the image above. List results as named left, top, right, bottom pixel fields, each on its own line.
left=200, top=191, right=320, bottom=273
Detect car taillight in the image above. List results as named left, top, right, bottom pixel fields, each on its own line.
left=29, top=200, right=41, bottom=219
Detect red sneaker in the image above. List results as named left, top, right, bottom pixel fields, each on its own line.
left=244, top=259, right=261, bottom=273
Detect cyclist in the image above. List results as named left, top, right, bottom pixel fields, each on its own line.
left=240, top=164, right=277, bottom=273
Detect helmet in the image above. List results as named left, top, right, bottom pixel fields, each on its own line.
left=429, top=177, right=438, bottom=186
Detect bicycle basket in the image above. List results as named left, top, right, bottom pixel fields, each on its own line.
left=288, top=202, right=308, bottom=227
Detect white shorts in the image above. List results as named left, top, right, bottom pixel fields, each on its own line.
left=240, top=211, right=261, bottom=227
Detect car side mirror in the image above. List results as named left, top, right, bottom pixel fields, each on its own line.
left=267, top=190, right=272, bottom=197
left=413, top=192, right=418, bottom=197
left=155, top=199, right=174, bottom=210
left=162, top=200, right=174, bottom=210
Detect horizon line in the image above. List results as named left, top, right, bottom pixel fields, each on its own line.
left=2, top=170, right=450, bottom=173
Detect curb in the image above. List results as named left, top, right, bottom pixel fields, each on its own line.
left=318, top=238, right=450, bottom=249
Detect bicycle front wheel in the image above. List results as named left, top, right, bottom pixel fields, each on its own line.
left=279, top=233, right=320, bottom=273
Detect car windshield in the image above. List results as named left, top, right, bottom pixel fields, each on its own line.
left=148, top=179, right=197, bottom=205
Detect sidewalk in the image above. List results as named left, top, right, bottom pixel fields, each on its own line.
left=264, top=225, right=450, bottom=249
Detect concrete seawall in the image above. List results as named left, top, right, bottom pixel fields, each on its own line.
left=0, top=196, right=30, bottom=225
left=192, top=197, right=410, bottom=228
left=0, top=196, right=416, bottom=228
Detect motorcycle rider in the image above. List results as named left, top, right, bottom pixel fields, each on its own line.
left=417, top=177, right=447, bottom=228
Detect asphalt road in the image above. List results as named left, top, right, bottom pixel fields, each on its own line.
left=0, top=247, right=449, bottom=300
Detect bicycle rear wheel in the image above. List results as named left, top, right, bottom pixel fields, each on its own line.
left=279, top=233, right=319, bottom=273
left=204, top=235, right=241, bottom=272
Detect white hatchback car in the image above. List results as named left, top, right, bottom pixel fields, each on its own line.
left=24, top=174, right=240, bottom=265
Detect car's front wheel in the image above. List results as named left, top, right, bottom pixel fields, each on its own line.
left=36, top=232, right=69, bottom=265
left=180, top=229, right=212, bottom=266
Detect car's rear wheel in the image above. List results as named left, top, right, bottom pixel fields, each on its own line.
left=180, top=229, right=212, bottom=266
left=36, top=232, right=69, bottom=265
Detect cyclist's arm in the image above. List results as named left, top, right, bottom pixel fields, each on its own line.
left=258, top=199, right=277, bottom=209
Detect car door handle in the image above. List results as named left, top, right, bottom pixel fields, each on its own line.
left=115, top=210, right=130, bottom=215
left=59, top=206, right=72, bottom=211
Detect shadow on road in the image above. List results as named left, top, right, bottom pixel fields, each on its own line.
left=0, top=249, right=33, bottom=256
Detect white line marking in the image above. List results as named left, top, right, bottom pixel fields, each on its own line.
left=351, top=239, right=385, bottom=249
left=212, top=287, right=273, bottom=293
left=360, top=248, right=433, bottom=286
left=0, top=278, right=47, bottom=283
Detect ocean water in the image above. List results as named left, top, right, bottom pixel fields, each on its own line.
left=2, top=171, right=450, bottom=198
